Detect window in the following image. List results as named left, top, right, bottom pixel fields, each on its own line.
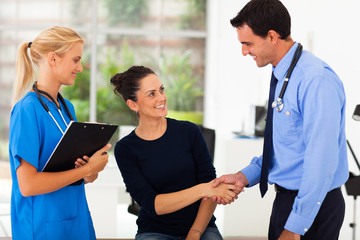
left=0, top=0, right=207, bottom=162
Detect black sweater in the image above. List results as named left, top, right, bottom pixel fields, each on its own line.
left=114, top=118, right=217, bottom=236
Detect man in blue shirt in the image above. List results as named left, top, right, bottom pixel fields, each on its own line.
left=212, top=0, right=349, bottom=239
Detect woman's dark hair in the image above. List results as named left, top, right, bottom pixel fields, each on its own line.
left=110, top=66, right=155, bottom=102
left=230, top=0, right=291, bottom=40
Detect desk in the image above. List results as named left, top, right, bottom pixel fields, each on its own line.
left=0, top=178, right=11, bottom=237
left=85, top=157, right=134, bottom=238
left=214, top=136, right=275, bottom=237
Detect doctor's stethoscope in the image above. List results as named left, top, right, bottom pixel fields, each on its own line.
left=33, top=81, right=74, bottom=134
left=271, top=43, right=303, bottom=112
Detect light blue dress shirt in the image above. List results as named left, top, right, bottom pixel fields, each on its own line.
left=241, top=42, right=349, bottom=235
left=9, top=92, right=96, bottom=240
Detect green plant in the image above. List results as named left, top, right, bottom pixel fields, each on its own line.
left=178, top=0, right=207, bottom=30
left=100, top=42, right=135, bottom=80
left=62, top=52, right=91, bottom=123
left=62, top=43, right=141, bottom=146
left=70, top=0, right=90, bottom=26
left=103, top=0, right=148, bottom=27
left=98, top=42, right=138, bottom=125
left=159, top=50, right=203, bottom=112
left=63, top=43, right=204, bottom=126
left=62, top=42, right=139, bottom=126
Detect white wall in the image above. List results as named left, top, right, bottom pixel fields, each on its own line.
left=205, top=0, right=360, bottom=135
left=205, top=0, right=360, bottom=239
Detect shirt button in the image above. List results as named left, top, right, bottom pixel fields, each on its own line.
left=304, top=228, right=308, bottom=232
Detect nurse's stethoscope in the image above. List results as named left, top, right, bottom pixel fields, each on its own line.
left=272, top=43, right=303, bottom=112
left=33, top=81, right=74, bottom=134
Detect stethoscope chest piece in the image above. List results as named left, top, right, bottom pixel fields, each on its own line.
left=271, top=43, right=303, bottom=113
left=272, top=98, right=284, bottom=112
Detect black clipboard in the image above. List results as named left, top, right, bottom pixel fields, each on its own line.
left=42, top=121, right=118, bottom=185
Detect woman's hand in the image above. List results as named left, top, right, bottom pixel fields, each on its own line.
left=186, top=229, right=202, bottom=240
left=75, top=156, right=98, bottom=183
left=203, top=180, right=239, bottom=204
left=278, top=229, right=300, bottom=240
left=82, top=144, right=111, bottom=177
left=16, top=144, right=111, bottom=197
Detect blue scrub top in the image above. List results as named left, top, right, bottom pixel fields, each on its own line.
left=9, top=92, right=96, bottom=240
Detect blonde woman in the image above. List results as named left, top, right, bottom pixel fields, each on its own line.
left=9, top=26, right=110, bottom=240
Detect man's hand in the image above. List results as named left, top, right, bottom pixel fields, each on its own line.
left=278, top=229, right=300, bottom=240
left=210, top=172, right=249, bottom=205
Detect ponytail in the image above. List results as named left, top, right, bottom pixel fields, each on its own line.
left=12, top=42, right=35, bottom=104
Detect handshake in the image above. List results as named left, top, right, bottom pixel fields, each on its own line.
left=204, top=172, right=249, bottom=205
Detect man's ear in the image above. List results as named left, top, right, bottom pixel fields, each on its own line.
left=47, top=52, right=57, bottom=66
left=126, top=99, right=138, bottom=112
left=267, top=30, right=280, bottom=44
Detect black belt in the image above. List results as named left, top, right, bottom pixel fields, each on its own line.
left=274, top=184, right=341, bottom=194
left=274, top=184, right=298, bottom=194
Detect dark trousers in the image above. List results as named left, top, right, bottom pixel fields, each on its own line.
left=268, top=187, right=345, bottom=240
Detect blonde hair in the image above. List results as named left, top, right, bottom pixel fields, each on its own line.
left=12, top=26, right=84, bottom=104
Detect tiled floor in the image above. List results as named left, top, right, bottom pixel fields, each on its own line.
left=97, top=238, right=266, bottom=240
left=225, top=238, right=266, bottom=240
left=0, top=238, right=266, bottom=240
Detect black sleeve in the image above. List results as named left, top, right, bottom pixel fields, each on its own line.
left=114, top=141, right=158, bottom=217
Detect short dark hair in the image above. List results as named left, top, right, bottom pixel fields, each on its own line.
left=110, top=66, right=155, bottom=102
left=230, top=0, right=291, bottom=39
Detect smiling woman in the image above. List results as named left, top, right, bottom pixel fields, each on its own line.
left=127, top=74, right=168, bottom=127
left=8, top=26, right=111, bottom=240
left=109, top=66, right=239, bottom=240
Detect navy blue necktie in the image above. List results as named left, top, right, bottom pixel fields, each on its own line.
left=260, top=72, right=278, bottom=197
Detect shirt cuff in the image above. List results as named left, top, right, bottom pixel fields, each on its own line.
left=240, top=164, right=261, bottom=187
left=284, top=211, right=314, bottom=235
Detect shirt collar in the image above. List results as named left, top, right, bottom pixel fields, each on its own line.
left=273, top=42, right=299, bottom=83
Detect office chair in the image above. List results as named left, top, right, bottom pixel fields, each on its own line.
left=198, top=125, right=216, bottom=161
left=127, top=197, right=141, bottom=216
left=127, top=125, right=216, bottom=216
